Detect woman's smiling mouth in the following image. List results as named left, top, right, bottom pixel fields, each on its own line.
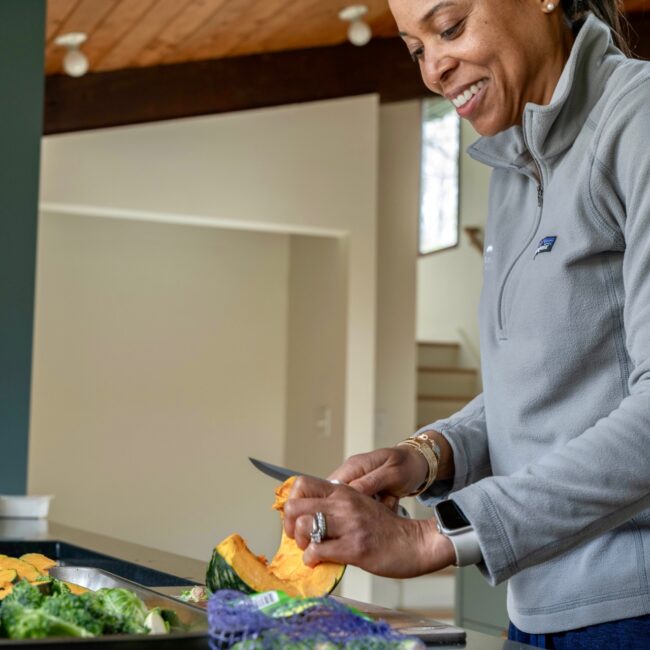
left=449, top=78, right=488, bottom=117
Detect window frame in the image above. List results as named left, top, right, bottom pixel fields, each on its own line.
left=417, top=98, right=462, bottom=257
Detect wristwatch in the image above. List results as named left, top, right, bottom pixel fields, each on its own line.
left=433, top=500, right=483, bottom=567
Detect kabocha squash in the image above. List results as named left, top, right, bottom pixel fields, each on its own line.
left=0, top=556, right=42, bottom=582
left=19, top=553, right=57, bottom=574
left=0, top=553, right=60, bottom=600
left=0, top=569, right=17, bottom=585
left=206, top=476, right=345, bottom=598
left=0, top=553, right=90, bottom=600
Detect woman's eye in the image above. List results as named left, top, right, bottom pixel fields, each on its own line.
left=440, top=20, right=463, bottom=40
left=410, top=47, right=424, bottom=63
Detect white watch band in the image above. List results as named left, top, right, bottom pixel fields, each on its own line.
left=446, top=528, right=483, bottom=567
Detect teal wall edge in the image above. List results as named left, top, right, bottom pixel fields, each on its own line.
left=0, top=1, right=46, bottom=494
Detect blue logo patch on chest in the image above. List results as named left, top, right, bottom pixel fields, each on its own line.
left=534, top=236, right=557, bottom=259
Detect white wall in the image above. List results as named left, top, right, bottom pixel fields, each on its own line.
left=375, top=101, right=419, bottom=449
left=417, top=119, right=491, bottom=367
left=39, top=96, right=378, bottom=465
left=29, top=213, right=289, bottom=561
left=285, top=235, right=347, bottom=478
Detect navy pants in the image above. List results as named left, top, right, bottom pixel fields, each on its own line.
left=508, top=615, right=650, bottom=649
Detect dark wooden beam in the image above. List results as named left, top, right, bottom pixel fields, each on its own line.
left=43, top=12, right=650, bottom=135
left=43, top=37, right=427, bottom=135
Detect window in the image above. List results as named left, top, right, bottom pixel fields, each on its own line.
left=419, top=99, right=460, bottom=255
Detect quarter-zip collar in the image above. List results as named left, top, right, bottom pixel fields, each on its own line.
left=467, top=13, right=620, bottom=171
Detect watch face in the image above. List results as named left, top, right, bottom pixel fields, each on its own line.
left=436, top=500, right=470, bottom=531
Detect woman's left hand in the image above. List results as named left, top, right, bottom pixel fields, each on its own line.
left=283, top=476, right=456, bottom=578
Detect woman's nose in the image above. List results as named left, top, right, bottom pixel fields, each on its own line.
left=421, top=51, right=458, bottom=92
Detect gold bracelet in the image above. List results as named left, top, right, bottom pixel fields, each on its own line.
left=396, top=434, right=440, bottom=497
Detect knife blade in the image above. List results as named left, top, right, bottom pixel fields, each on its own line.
left=248, top=457, right=411, bottom=518
left=248, top=457, right=317, bottom=482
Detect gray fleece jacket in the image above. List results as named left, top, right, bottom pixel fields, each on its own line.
left=418, top=14, right=650, bottom=633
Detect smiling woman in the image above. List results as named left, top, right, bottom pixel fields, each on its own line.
left=282, top=0, right=650, bottom=647
left=392, top=0, right=577, bottom=135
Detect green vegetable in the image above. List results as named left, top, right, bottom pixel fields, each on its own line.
left=93, top=588, right=148, bottom=634
left=4, top=580, right=44, bottom=608
left=0, top=583, right=95, bottom=639
left=0, top=578, right=174, bottom=639
left=0, top=601, right=94, bottom=639
left=42, top=589, right=120, bottom=635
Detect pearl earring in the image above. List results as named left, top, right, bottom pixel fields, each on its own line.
left=545, top=2, right=556, bottom=10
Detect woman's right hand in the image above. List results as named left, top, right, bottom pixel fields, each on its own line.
left=327, top=446, right=429, bottom=503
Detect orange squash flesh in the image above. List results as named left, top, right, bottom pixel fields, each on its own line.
left=20, top=553, right=57, bottom=574
left=207, top=476, right=345, bottom=598
left=0, top=556, right=42, bottom=582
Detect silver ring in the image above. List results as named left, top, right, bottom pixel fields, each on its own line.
left=310, top=511, right=327, bottom=544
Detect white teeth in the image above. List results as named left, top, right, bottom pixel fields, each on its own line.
left=452, top=79, right=486, bottom=108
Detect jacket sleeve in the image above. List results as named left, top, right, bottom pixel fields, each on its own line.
left=414, top=393, right=493, bottom=504
left=451, top=94, right=650, bottom=586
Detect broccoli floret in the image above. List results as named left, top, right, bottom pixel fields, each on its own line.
left=3, top=580, right=44, bottom=609
left=41, top=589, right=118, bottom=636
left=48, top=579, right=71, bottom=596
left=0, top=601, right=93, bottom=639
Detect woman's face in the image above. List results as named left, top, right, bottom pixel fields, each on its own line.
left=390, top=0, right=574, bottom=135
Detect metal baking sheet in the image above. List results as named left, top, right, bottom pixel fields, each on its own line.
left=0, top=566, right=209, bottom=648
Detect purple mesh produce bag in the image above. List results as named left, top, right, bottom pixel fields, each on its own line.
left=207, top=590, right=425, bottom=650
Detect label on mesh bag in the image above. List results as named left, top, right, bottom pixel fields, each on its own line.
left=246, top=590, right=286, bottom=613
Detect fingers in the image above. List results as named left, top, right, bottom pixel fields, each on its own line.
left=328, top=448, right=419, bottom=498
left=302, top=538, right=352, bottom=568
left=289, top=475, right=336, bottom=500
left=348, top=466, right=395, bottom=497
left=379, top=494, right=399, bottom=513
left=327, top=450, right=391, bottom=486
left=283, top=476, right=342, bottom=539
left=292, top=512, right=344, bottom=551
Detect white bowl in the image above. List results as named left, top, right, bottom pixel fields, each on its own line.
left=0, top=495, right=53, bottom=519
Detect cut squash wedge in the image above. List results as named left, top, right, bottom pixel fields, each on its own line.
left=206, top=476, right=345, bottom=598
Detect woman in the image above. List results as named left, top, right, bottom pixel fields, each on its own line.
left=284, top=0, right=650, bottom=646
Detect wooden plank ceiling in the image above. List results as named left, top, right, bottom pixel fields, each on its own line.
left=45, top=0, right=650, bottom=76
left=45, top=0, right=398, bottom=75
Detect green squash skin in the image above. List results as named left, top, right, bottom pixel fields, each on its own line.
left=206, top=549, right=255, bottom=594
left=205, top=547, right=345, bottom=596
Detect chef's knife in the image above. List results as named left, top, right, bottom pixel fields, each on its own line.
left=249, top=457, right=411, bottom=518
left=249, top=457, right=316, bottom=482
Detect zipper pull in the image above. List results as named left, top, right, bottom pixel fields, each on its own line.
left=537, top=184, right=544, bottom=207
